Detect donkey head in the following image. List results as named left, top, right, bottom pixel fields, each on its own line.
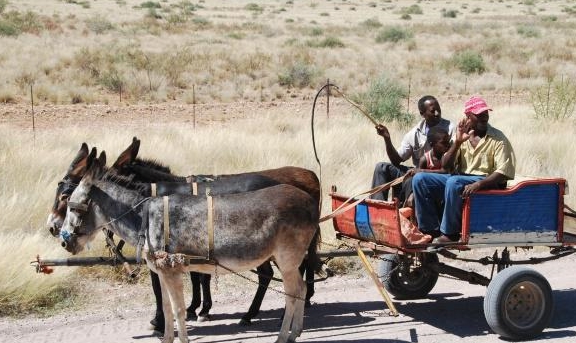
left=60, top=151, right=107, bottom=254
left=111, top=136, right=176, bottom=182
left=47, top=143, right=97, bottom=237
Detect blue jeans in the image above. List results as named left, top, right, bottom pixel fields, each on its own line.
left=412, top=173, right=484, bottom=235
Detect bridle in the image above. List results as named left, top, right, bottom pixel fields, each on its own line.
left=62, top=197, right=92, bottom=242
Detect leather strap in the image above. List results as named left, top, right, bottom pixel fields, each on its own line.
left=206, top=189, right=214, bottom=260
left=191, top=182, right=198, bottom=195
left=163, top=196, right=170, bottom=251
left=151, top=183, right=157, bottom=197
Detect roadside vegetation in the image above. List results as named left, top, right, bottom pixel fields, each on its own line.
left=2, top=0, right=576, bottom=316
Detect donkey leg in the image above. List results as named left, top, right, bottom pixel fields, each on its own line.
left=240, top=261, right=273, bottom=326
left=275, top=268, right=305, bottom=343
left=161, top=271, right=189, bottom=343
left=157, top=272, right=175, bottom=343
left=150, top=271, right=165, bottom=333
left=186, top=272, right=201, bottom=320
left=198, top=273, right=212, bottom=320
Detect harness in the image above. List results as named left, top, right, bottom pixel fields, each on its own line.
left=138, top=186, right=216, bottom=266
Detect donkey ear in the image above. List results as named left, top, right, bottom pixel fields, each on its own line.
left=68, top=145, right=95, bottom=181
left=86, top=151, right=106, bottom=181
left=112, top=137, right=140, bottom=169
left=98, top=151, right=107, bottom=167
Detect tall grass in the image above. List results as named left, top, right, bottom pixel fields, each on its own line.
left=1, top=1, right=576, bottom=103
left=1, top=100, right=576, bottom=315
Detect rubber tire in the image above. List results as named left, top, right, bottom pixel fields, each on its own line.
left=378, top=253, right=439, bottom=300
left=484, top=266, right=553, bottom=340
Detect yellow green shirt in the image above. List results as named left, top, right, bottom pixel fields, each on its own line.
left=455, top=125, right=515, bottom=179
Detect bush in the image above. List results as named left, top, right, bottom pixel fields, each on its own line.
left=531, top=78, right=576, bottom=121
left=354, top=75, right=413, bottom=126
left=442, top=9, right=458, bottom=18
left=245, top=3, right=263, bottom=12
left=400, top=4, right=422, bottom=15
left=0, top=19, right=18, bottom=36
left=450, top=50, right=486, bottom=75
left=517, top=24, right=540, bottom=38
left=85, top=15, right=114, bottom=34
left=140, top=1, right=161, bottom=8
left=307, top=36, right=344, bottom=48
left=376, top=26, right=413, bottom=43
left=0, top=0, right=8, bottom=14
left=360, top=17, right=382, bottom=29
left=278, top=62, right=316, bottom=88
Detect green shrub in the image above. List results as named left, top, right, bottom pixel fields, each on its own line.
left=99, top=69, right=124, bottom=93
left=360, top=17, right=382, bottom=29
left=400, top=13, right=412, bottom=20
left=400, top=4, right=422, bottom=15
left=140, top=1, right=161, bottom=8
left=85, top=15, right=114, bottom=34
left=0, top=0, right=8, bottom=14
left=191, top=16, right=210, bottom=28
left=307, top=36, right=344, bottom=48
left=278, top=62, right=316, bottom=88
left=531, top=78, right=576, bottom=121
left=309, top=27, right=323, bottom=36
left=245, top=3, right=263, bottom=12
left=450, top=50, right=486, bottom=74
left=376, top=26, right=413, bottom=43
left=517, top=24, right=540, bottom=38
left=354, top=74, right=413, bottom=126
left=0, top=19, right=18, bottom=36
left=442, top=9, right=458, bottom=18
left=0, top=10, right=43, bottom=35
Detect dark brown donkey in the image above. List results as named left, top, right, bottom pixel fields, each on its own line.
left=47, top=139, right=322, bottom=330
left=112, top=138, right=322, bottom=326
left=60, top=151, right=319, bottom=343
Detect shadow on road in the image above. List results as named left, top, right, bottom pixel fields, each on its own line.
left=181, top=288, right=576, bottom=342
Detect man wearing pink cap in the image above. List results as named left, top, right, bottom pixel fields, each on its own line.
left=412, top=96, right=516, bottom=242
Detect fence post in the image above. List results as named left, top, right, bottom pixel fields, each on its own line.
left=546, top=78, right=551, bottom=119
left=407, top=76, right=411, bottom=114
left=508, top=74, right=513, bottom=107
left=326, top=78, right=330, bottom=121
left=30, top=83, right=35, bottom=146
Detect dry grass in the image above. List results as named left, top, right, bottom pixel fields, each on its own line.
left=1, top=98, right=576, bottom=315
left=2, top=0, right=576, bottom=315
left=1, top=0, right=576, bottom=104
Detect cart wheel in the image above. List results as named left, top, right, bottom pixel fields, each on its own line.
left=378, top=253, right=439, bottom=299
left=484, top=266, right=553, bottom=340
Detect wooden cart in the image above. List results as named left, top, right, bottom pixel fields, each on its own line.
left=330, top=177, right=576, bottom=340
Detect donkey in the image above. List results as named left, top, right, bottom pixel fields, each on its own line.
left=60, top=152, right=319, bottom=343
left=112, top=137, right=322, bottom=325
left=47, top=139, right=322, bottom=328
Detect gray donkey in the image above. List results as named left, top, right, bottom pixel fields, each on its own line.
left=60, top=151, right=319, bottom=343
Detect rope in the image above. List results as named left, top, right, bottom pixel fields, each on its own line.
left=311, top=81, right=400, bottom=224
left=319, top=175, right=404, bottom=222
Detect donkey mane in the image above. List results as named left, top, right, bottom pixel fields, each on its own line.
left=133, top=157, right=172, bottom=174
left=103, top=169, right=149, bottom=194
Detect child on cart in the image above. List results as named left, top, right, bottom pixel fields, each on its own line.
left=399, top=126, right=451, bottom=244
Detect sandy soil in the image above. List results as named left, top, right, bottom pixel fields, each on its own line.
left=1, top=250, right=575, bottom=343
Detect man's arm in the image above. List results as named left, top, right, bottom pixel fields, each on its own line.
left=461, top=172, right=508, bottom=197
left=442, top=118, right=470, bottom=171
left=375, top=124, right=404, bottom=166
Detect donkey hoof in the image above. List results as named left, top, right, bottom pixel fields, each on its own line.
left=197, top=314, right=211, bottom=322
left=238, top=318, right=252, bottom=326
left=185, top=311, right=197, bottom=321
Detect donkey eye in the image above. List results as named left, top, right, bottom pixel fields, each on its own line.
left=59, top=194, right=69, bottom=202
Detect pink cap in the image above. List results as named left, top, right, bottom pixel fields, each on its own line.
left=464, top=96, right=492, bottom=115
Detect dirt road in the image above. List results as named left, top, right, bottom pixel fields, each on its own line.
left=1, top=251, right=575, bottom=343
